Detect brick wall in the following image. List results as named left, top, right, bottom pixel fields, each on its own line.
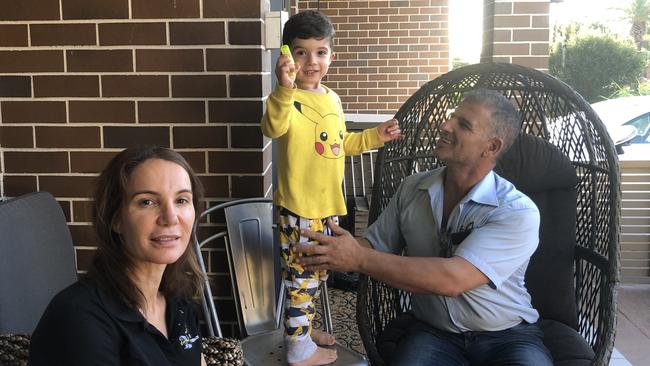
left=481, top=0, right=550, bottom=70
left=0, top=0, right=272, bottom=336
left=297, top=0, right=450, bottom=114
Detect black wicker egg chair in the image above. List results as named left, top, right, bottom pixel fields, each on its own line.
left=356, top=63, right=620, bottom=366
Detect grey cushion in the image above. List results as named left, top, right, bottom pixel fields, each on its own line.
left=0, top=192, right=77, bottom=334
left=495, top=134, right=579, bottom=330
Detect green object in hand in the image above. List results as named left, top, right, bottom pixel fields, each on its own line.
left=280, top=45, right=295, bottom=77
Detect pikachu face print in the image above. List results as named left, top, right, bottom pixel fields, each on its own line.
left=293, top=101, right=344, bottom=160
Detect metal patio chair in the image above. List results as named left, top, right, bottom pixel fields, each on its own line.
left=356, top=63, right=620, bottom=366
left=193, top=198, right=368, bottom=365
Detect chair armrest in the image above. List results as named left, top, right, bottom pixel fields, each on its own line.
left=573, top=246, right=618, bottom=366
left=0, top=334, right=30, bottom=366
left=202, top=336, right=243, bottom=366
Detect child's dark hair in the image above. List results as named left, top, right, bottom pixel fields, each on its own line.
left=282, top=10, right=335, bottom=46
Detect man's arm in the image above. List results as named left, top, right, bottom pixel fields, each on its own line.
left=297, top=220, right=489, bottom=297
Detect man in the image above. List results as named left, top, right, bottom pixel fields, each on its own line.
left=297, top=89, right=553, bottom=365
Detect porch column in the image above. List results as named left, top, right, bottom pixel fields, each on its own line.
left=481, top=0, right=550, bottom=71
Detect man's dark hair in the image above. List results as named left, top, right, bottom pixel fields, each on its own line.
left=87, top=146, right=205, bottom=310
left=282, top=10, right=335, bottom=46
left=462, top=89, right=521, bottom=156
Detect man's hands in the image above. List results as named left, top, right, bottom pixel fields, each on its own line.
left=296, top=218, right=366, bottom=273
left=377, top=118, right=402, bottom=142
left=276, top=51, right=300, bottom=89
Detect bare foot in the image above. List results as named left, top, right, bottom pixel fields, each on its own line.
left=311, top=329, right=336, bottom=346
left=289, top=346, right=337, bottom=366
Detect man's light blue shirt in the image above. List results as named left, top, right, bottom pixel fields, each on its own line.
left=365, top=167, right=540, bottom=333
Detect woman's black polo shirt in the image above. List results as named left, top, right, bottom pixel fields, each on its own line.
left=29, top=281, right=202, bottom=366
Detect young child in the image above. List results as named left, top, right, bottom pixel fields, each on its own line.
left=261, top=10, right=401, bottom=366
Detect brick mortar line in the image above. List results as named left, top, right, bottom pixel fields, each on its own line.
left=0, top=19, right=262, bottom=25
left=0, top=45, right=264, bottom=51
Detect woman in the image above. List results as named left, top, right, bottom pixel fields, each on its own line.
left=29, top=146, right=208, bottom=366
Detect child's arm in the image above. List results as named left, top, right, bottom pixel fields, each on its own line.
left=376, top=118, right=402, bottom=142
left=260, top=46, right=302, bottom=138
left=277, top=45, right=299, bottom=89
left=261, top=85, right=295, bottom=138
left=344, top=118, right=402, bottom=155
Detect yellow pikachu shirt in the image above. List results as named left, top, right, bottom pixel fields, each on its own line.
left=261, top=85, right=384, bottom=219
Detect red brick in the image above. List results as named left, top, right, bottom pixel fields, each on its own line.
left=68, top=224, right=96, bottom=246
left=131, top=0, right=200, bottom=19
left=138, top=101, right=206, bottom=123
left=0, top=76, right=31, bottom=97
left=62, top=0, right=129, bottom=20
left=69, top=101, right=136, bottom=124
left=30, top=24, right=96, bottom=46
left=206, top=49, right=266, bottom=72
left=169, top=22, right=225, bottom=45
left=172, top=75, right=226, bottom=98
left=178, top=152, right=206, bottom=174
left=512, top=29, right=549, bottom=42
left=0, top=0, right=60, bottom=20
left=173, top=126, right=227, bottom=148
left=67, top=50, right=133, bottom=72
left=72, top=200, right=95, bottom=223
left=58, top=200, right=72, bottom=222
left=0, top=50, right=64, bottom=73
left=0, top=126, right=33, bottom=148
left=199, top=176, right=229, bottom=197
left=33, top=75, right=99, bottom=97
left=228, top=21, right=261, bottom=45
left=231, top=175, right=268, bottom=198
left=102, top=75, right=169, bottom=97
left=99, top=23, right=167, bottom=46
left=208, top=152, right=266, bottom=174
left=36, top=126, right=101, bottom=148
left=2, top=176, right=37, bottom=197
left=511, top=56, right=549, bottom=70
left=70, top=152, right=118, bottom=173
left=230, top=75, right=267, bottom=97
left=1, top=101, right=66, bottom=123
left=208, top=101, right=263, bottom=124
left=203, top=0, right=261, bottom=18
left=231, top=126, right=264, bottom=149
left=514, top=2, right=550, bottom=15
left=493, top=15, right=531, bottom=28
left=75, top=247, right=97, bottom=271
left=4, top=151, right=68, bottom=173
left=136, top=49, right=204, bottom=72
left=103, top=126, right=170, bottom=148
left=0, top=25, right=28, bottom=46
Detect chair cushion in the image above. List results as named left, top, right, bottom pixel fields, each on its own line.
left=495, top=133, right=578, bottom=193
left=376, top=315, right=594, bottom=364
left=537, top=319, right=594, bottom=365
left=495, top=134, right=579, bottom=330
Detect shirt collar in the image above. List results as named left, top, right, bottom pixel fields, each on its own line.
left=419, top=167, right=499, bottom=207
left=95, top=283, right=145, bottom=324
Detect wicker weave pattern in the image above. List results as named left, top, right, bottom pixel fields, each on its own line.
left=0, top=334, right=29, bottom=366
left=356, top=63, right=620, bottom=366
left=0, top=334, right=243, bottom=366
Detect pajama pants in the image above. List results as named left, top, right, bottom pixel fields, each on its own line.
left=279, top=207, right=338, bottom=363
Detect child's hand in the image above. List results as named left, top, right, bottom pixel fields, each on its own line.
left=377, top=118, right=402, bottom=142
left=275, top=53, right=300, bottom=89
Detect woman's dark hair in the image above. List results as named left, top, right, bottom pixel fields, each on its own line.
left=87, top=146, right=205, bottom=309
left=282, top=10, right=335, bottom=46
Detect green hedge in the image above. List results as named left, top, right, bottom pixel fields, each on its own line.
left=550, top=35, right=647, bottom=102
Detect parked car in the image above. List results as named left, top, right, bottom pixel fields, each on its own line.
left=591, top=96, right=650, bottom=153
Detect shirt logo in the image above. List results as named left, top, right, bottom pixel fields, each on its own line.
left=178, top=333, right=199, bottom=349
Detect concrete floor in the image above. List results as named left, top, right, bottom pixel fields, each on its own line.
left=610, top=284, right=650, bottom=366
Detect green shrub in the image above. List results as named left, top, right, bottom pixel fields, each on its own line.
left=550, top=35, right=647, bottom=102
